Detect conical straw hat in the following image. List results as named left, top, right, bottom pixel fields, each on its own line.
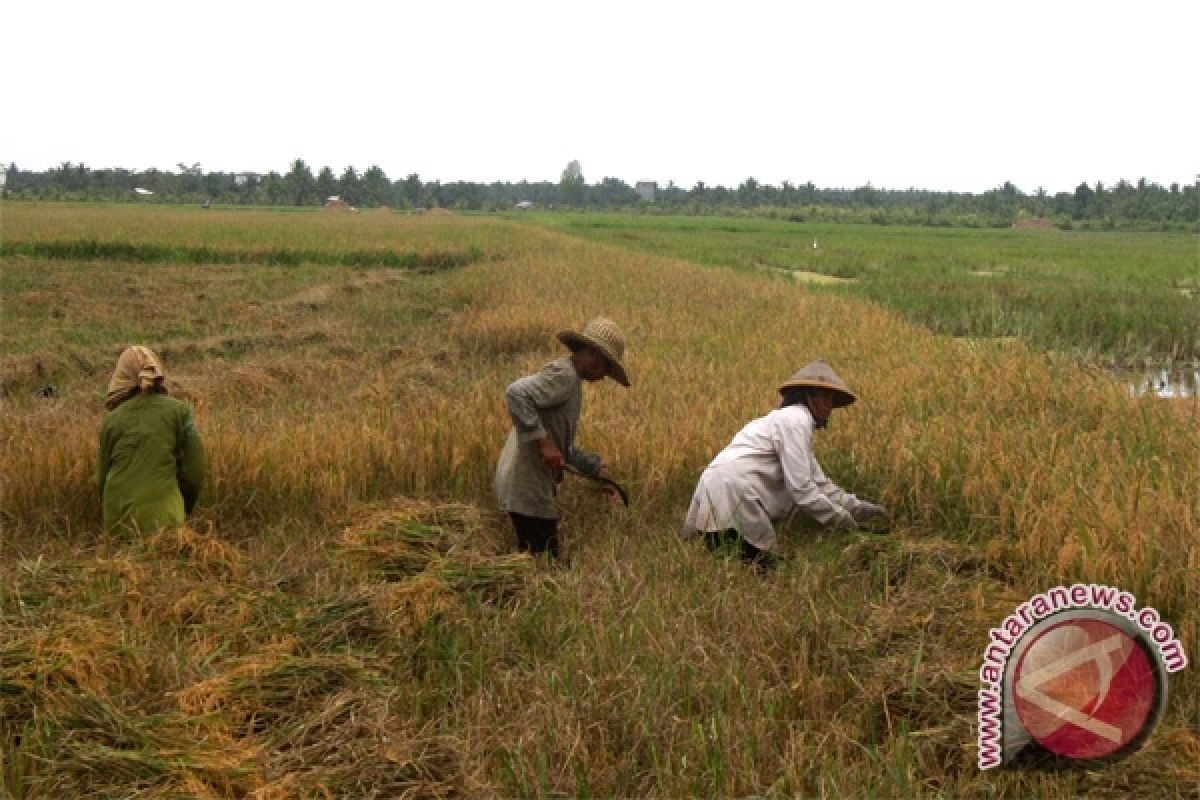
left=777, top=359, right=856, bottom=407
left=557, top=317, right=630, bottom=387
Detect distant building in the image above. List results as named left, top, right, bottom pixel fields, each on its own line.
left=515, top=201, right=534, bottom=210
left=635, top=181, right=656, bottom=202
left=233, top=172, right=259, bottom=187
left=323, top=197, right=355, bottom=212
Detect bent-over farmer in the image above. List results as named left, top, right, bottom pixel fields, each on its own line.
left=682, top=359, right=888, bottom=565
left=495, top=318, right=630, bottom=558
left=97, top=346, right=205, bottom=534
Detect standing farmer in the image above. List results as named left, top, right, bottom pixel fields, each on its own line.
left=682, top=359, right=888, bottom=565
left=97, top=346, right=205, bottom=534
left=495, top=318, right=630, bottom=558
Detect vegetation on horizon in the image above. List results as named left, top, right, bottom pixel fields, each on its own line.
left=1, top=207, right=1196, bottom=797
left=6, top=158, right=1197, bottom=231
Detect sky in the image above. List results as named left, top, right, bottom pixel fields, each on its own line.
left=6, top=0, right=1198, bottom=195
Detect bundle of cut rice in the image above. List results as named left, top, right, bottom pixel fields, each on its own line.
left=433, top=552, right=533, bottom=600
left=337, top=500, right=533, bottom=606
left=341, top=520, right=451, bottom=578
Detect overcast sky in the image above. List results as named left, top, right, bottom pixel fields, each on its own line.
left=7, top=0, right=1197, bottom=194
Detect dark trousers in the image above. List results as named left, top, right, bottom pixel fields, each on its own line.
left=509, top=513, right=560, bottom=559
left=704, top=529, right=773, bottom=570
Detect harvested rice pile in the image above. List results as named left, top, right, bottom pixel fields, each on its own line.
left=0, top=500, right=531, bottom=798
left=338, top=501, right=533, bottom=625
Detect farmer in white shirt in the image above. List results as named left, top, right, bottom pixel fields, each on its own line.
left=682, top=359, right=889, bottom=565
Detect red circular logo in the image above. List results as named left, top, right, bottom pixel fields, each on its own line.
left=1013, top=617, right=1157, bottom=759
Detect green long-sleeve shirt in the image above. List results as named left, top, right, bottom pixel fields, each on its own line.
left=96, top=393, right=205, bottom=533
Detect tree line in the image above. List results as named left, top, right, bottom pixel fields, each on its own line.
left=4, top=159, right=1196, bottom=231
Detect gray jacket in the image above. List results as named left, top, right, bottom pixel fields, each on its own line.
left=495, top=356, right=602, bottom=518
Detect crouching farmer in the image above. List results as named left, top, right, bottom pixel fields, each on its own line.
left=495, top=318, right=630, bottom=559
left=97, top=346, right=205, bottom=534
left=682, top=359, right=888, bottom=566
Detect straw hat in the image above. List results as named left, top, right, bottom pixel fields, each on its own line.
left=777, top=359, right=857, bottom=407
left=557, top=317, right=630, bottom=387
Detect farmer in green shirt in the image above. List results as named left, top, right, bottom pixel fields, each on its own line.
left=97, top=346, right=205, bottom=534
left=495, top=318, right=630, bottom=558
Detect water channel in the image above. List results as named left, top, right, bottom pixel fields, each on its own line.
left=1128, top=368, right=1199, bottom=398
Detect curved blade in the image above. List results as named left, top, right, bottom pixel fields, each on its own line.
left=564, top=465, right=630, bottom=507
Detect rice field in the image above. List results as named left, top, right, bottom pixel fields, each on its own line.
left=1, top=204, right=1197, bottom=798
left=528, top=212, right=1200, bottom=372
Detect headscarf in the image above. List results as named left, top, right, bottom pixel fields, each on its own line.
left=106, top=346, right=166, bottom=410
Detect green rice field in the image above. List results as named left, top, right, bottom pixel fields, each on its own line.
left=526, top=212, right=1200, bottom=375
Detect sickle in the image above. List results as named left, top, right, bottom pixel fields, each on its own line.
left=563, top=464, right=630, bottom=507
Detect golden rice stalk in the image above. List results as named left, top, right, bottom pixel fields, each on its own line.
left=1, top=616, right=146, bottom=713
left=249, top=694, right=462, bottom=799
left=294, top=591, right=390, bottom=651
left=339, top=500, right=498, bottom=578
left=370, top=573, right=464, bottom=634
left=173, top=639, right=299, bottom=716
left=31, top=690, right=262, bottom=797
left=174, top=643, right=373, bottom=726
left=432, top=552, right=533, bottom=600
left=145, top=524, right=247, bottom=579
left=340, top=531, right=445, bottom=579
left=454, top=306, right=560, bottom=356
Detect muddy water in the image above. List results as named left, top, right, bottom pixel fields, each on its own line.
left=1129, top=369, right=1200, bottom=398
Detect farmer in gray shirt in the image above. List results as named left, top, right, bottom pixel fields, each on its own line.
left=495, top=318, right=630, bottom=558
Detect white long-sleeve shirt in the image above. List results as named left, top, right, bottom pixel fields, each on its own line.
left=682, top=404, right=864, bottom=552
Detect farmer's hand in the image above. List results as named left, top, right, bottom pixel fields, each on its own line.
left=828, top=508, right=858, bottom=530
left=537, top=437, right=566, bottom=471
left=596, top=465, right=621, bottom=502
left=853, top=502, right=892, bottom=533
left=852, top=502, right=889, bottom=524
